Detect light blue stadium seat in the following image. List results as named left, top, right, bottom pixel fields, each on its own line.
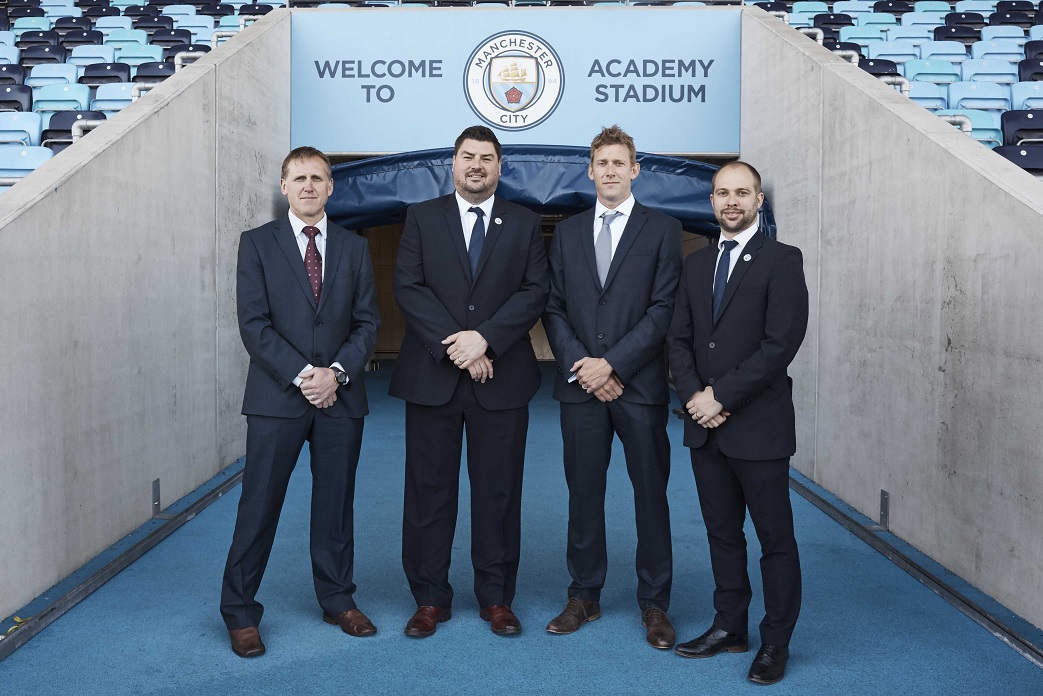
left=788, top=12, right=817, bottom=27
left=937, top=107, right=1003, bottom=146
left=0, top=146, right=53, bottom=183
left=954, top=0, right=996, bottom=11
left=858, top=12, right=899, bottom=27
left=0, top=112, right=42, bottom=145
left=1030, top=26, right=1043, bottom=42
left=913, top=1, right=952, bottom=13
left=162, top=4, right=197, bottom=16
left=25, top=64, right=78, bottom=90
left=869, top=40, right=922, bottom=62
left=0, top=46, right=19, bottom=66
left=174, top=16, right=215, bottom=45
left=981, top=26, right=1027, bottom=45
left=900, top=11, right=945, bottom=27
left=792, top=0, right=829, bottom=12
left=68, top=45, right=117, bottom=70
left=0, top=32, right=14, bottom=48
left=947, top=80, right=1013, bottom=109
left=110, top=0, right=140, bottom=7
left=33, top=83, right=90, bottom=109
left=971, top=40, right=1026, bottom=62
left=116, top=44, right=163, bottom=70
left=841, top=26, right=888, bottom=48
left=217, top=15, right=242, bottom=29
left=104, top=29, right=148, bottom=50
left=833, top=0, right=874, bottom=16
left=89, top=81, right=134, bottom=117
left=44, top=6, right=82, bottom=20
left=908, top=80, right=949, bottom=109
left=95, top=17, right=134, bottom=36
left=919, top=40, right=971, bottom=62
left=1011, top=81, right=1043, bottom=108
left=962, top=57, right=1018, bottom=82
left=904, top=58, right=962, bottom=82
left=886, top=26, right=933, bottom=45
left=12, top=18, right=53, bottom=39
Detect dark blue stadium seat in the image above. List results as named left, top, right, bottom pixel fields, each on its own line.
left=989, top=11, right=1033, bottom=28
left=1018, top=57, right=1043, bottom=79
left=753, top=1, right=789, bottom=11
left=875, top=1, right=913, bottom=14
left=0, top=84, right=32, bottom=112
left=815, top=13, right=856, bottom=30
left=149, top=28, right=191, bottom=47
left=77, top=61, right=131, bottom=86
left=7, top=0, right=43, bottom=7
left=1025, top=39, right=1043, bottom=58
left=16, top=31, right=59, bottom=50
left=860, top=57, right=900, bottom=74
left=132, top=60, right=174, bottom=82
left=40, top=109, right=105, bottom=153
left=0, top=64, right=26, bottom=85
left=134, top=16, right=175, bottom=35
left=53, top=18, right=92, bottom=38
left=1001, top=109, right=1043, bottom=144
left=21, top=45, right=66, bottom=67
left=198, top=3, right=235, bottom=17
left=60, top=30, right=104, bottom=50
left=993, top=144, right=1043, bottom=172
left=163, top=42, right=209, bottom=62
left=997, top=1, right=1035, bottom=15
left=82, top=6, right=121, bottom=18
left=935, top=24, right=982, bottom=45
left=946, top=12, right=987, bottom=29
left=8, top=7, right=46, bottom=18
left=824, top=40, right=865, bottom=56
left=123, top=5, right=161, bottom=17
left=238, top=4, right=274, bottom=14
left=146, top=0, right=180, bottom=6
left=75, top=0, right=113, bottom=8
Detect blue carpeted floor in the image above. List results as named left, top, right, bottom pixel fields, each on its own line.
left=3, top=365, right=1041, bottom=695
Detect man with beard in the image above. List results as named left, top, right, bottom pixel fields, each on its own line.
left=391, top=125, right=549, bottom=638
left=666, top=161, right=809, bottom=685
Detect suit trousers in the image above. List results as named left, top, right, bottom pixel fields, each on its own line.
left=221, top=410, right=364, bottom=629
left=402, top=372, right=528, bottom=609
left=690, top=429, right=801, bottom=646
left=560, top=398, right=672, bottom=610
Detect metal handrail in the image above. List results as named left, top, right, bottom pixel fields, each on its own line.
left=131, top=82, right=159, bottom=101
left=174, top=51, right=208, bottom=71
left=939, top=113, right=973, bottom=134
left=877, top=74, right=911, bottom=96
left=834, top=49, right=860, bottom=64
left=797, top=26, right=825, bottom=45
left=71, top=119, right=106, bottom=141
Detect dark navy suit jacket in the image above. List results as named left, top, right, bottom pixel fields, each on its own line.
left=236, top=217, right=379, bottom=419
left=543, top=201, right=682, bottom=405
left=667, top=233, right=809, bottom=460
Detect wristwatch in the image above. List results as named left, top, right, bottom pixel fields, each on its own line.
left=331, top=366, right=349, bottom=387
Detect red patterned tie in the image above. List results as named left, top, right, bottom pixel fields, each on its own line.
left=303, top=225, right=322, bottom=302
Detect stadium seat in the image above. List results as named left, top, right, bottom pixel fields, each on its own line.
left=15, top=29, right=58, bottom=49
left=996, top=0, right=1035, bottom=15
left=869, top=40, right=921, bottom=62
left=89, top=80, right=132, bottom=115
left=858, top=11, right=899, bottom=25
left=0, top=64, right=26, bottom=85
left=948, top=80, right=1013, bottom=108
left=1018, top=57, right=1043, bottom=78
left=815, top=13, right=856, bottom=30
left=25, top=62, right=77, bottom=88
left=981, top=25, right=1028, bottom=45
left=0, top=146, right=53, bottom=185
left=198, top=3, right=235, bottom=17
left=841, top=25, right=889, bottom=47
left=81, top=6, right=121, bottom=18
left=992, top=144, right=1043, bottom=173
left=78, top=61, right=130, bottom=86
left=0, top=111, right=42, bottom=144
left=905, top=57, right=963, bottom=81
left=12, top=18, right=52, bottom=39
left=60, top=29, right=103, bottom=49
left=989, top=11, right=1033, bottom=28
left=123, top=5, right=162, bottom=18
left=0, top=32, right=15, bottom=48
left=1000, top=108, right=1043, bottom=142
left=40, top=108, right=103, bottom=151
left=962, top=57, right=1019, bottom=81
left=133, top=16, right=175, bottom=35
left=161, top=3, right=196, bottom=15
left=131, top=59, right=172, bottom=81
left=1024, top=37, right=1043, bottom=55
left=76, top=0, right=114, bottom=7
left=934, top=24, right=982, bottom=43
left=31, top=82, right=89, bottom=116
left=0, top=84, right=32, bottom=110
left=21, top=44, right=66, bottom=66
left=909, top=79, right=949, bottom=108
left=901, top=11, right=946, bottom=26
left=860, top=57, right=901, bottom=74
left=875, top=0, right=914, bottom=14
left=52, top=16, right=90, bottom=37
left=914, top=1, right=953, bottom=13
left=1012, top=79, right=1043, bottom=105
left=150, top=27, right=191, bottom=47
left=971, top=39, right=1027, bottom=60
left=824, top=39, right=866, bottom=56
left=94, top=17, right=133, bottom=36
left=8, top=8, right=48, bottom=20
left=103, top=28, right=147, bottom=49
left=938, top=107, right=1003, bottom=144
left=174, top=15, right=214, bottom=44
left=1030, top=24, right=1043, bottom=39
left=886, top=25, right=934, bottom=42
left=921, top=39, right=973, bottom=61
left=115, top=43, right=161, bottom=68
left=954, top=0, right=997, bottom=11
left=945, top=11, right=987, bottom=28
left=69, top=44, right=115, bottom=68
left=163, top=42, right=208, bottom=62
left=0, top=46, right=20, bottom=65
left=834, top=1, right=875, bottom=17
left=238, top=3, right=274, bottom=13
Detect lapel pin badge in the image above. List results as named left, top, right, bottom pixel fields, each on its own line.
left=494, top=217, right=502, bottom=226
left=743, top=253, right=752, bottom=262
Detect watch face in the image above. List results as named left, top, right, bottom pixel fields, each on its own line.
left=336, top=370, right=348, bottom=385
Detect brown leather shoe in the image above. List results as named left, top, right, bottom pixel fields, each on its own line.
left=228, top=626, right=265, bottom=658
left=641, top=607, right=676, bottom=649
left=480, top=605, right=522, bottom=635
left=546, top=597, right=601, bottom=634
left=404, top=606, right=452, bottom=638
left=323, top=608, right=377, bottom=637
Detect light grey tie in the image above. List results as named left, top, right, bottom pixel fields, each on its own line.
left=595, top=211, right=620, bottom=286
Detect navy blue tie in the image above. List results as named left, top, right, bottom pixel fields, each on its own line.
left=468, top=207, right=485, bottom=275
left=713, top=240, right=738, bottom=321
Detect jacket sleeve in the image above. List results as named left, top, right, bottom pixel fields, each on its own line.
left=666, top=257, right=703, bottom=405
left=542, top=222, right=591, bottom=370
left=333, top=241, right=381, bottom=382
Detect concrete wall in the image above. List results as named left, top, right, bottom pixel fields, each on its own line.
left=741, top=9, right=1043, bottom=629
left=0, top=12, right=290, bottom=619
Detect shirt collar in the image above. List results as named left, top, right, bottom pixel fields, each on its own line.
left=595, top=194, right=636, bottom=221
left=288, top=210, right=328, bottom=238
left=456, top=192, right=495, bottom=220
left=720, top=222, right=759, bottom=253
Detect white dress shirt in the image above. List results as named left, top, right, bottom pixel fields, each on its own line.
left=456, top=192, right=495, bottom=250
left=592, top=194, right=636, bottom=258
left=713, top=222, right=760, bottom=292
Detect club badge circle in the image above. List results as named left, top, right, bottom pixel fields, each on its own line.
left=463, top=31, right=565, bottom=132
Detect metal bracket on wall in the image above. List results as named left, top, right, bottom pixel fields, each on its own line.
left=864, top=489, right=889, bottom=532
left=152, top=479, right=176, bottom=521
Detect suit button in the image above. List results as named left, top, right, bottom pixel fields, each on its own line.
left=597, top=333, right=604, bottom=339
left=599, top=300, right=606, bottom=305
left=315, top=321, right=323, bottom=327
left=708, top=378, right=715, bottom=385
left=469, top=305, right=475, bottom=311
left=709, top=342, right=715, bottom=349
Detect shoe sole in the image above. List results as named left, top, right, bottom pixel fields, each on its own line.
left=747, top=673, right=784, bottom=685
left=231, top=645, right=265, bottom=658
left=322, top=614, right=377, bottom=637
left=479, top=610, right=522, bottom=635
left=675, top=644, right=749, bottom=659
left=404, top=609, right=452, bottom=638
left=545, top=612, right=601, bottom=635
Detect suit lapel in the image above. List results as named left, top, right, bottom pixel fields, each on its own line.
left=714, top=232, right=763, bottom=325
left=472, top=197, right=505, bottom=285
left=315, top=223, right=344, bottom=315
left=273, top=218, right=318, bottom=310
left=442, top=195, right=473, bottom=284
left=573, top=208, right=601, bottom=292
left=601, top=203, right=646, bottom=294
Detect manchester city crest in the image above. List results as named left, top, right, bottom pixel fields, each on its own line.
left=464, top=31, right=564, bottom=131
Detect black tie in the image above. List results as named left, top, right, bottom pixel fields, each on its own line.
left=713, top=240, right=738, bottom=321
left=468, top=207, right=485, bottom=275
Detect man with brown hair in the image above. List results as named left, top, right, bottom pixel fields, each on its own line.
left=221, top=146, right=380, bottom=657
left=543, top=125, right=682, bottom=649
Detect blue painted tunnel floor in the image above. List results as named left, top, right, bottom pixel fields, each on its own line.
left=3, top=365, right=1041, bottom=695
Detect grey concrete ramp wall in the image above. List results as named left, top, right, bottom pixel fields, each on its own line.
left=741, top=9, right=1043, bottom=629
left=0, top=12, right=290, bottom=619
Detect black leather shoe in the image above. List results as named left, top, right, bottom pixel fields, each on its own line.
left=641, top=607, right=676, bottom=649
left=675, top=626, right=748, bottom=658
left=747, top=644, right=789, bottom=685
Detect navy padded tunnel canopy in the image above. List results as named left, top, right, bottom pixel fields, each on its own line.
left=327, top=144, right=776, bottom=238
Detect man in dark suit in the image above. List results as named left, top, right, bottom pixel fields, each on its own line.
left=542, top=125, right=682, bottom=649
left=221, top=146, right=380, bottom=658
left=666, top=161, right=808, bottom=685
left=391, top=125, right=549, bottom=638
